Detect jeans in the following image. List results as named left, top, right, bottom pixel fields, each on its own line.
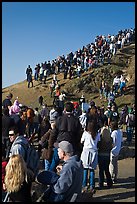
left=49, top=148, right=60, bottom=172
left=126, top=126, right=133, bottom=143
left=82, top=168, right=95, bottom=189
left=98, top=154, right=113, bottom=187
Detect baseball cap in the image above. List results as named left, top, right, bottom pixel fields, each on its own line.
left=58, top=141, right=73, bottom=153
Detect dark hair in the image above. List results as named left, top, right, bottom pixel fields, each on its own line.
left=86, top=120, right=98, bottom=140
left=110, top=121, right=118, bottom=131
left=7, top=93, right=13, bottom=98
left=65, top=102, right=74, bottom=112
left=35, top=107, right=39, bottom=111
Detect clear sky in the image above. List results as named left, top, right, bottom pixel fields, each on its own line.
left=2, top=2, right=135, bottom=88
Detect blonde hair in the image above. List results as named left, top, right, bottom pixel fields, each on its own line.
left=4, top=154, right=28, bottom=193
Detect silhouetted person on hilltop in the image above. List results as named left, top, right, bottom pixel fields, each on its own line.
left=26, top=65, right=32, bottom=81
left=27, top=72, right=33, bottom=88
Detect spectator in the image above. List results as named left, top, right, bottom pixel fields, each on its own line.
left=8, top=126, right=29, bottom=159
left=80, top=120, right=100, bottom=194
left=26, top=65, right=32, bottom=81
left=97, top=123, right=113, bottom=189
left=38, top=116, right=51, bottom=140
left=108, top=105, right=119, bottom=127
left=37, top=141, right=83, bottom=202
left=112, top=75, right=120, bottom=95
left=48, top=102, right=82, bottom=172
left=49, top=105, right=59, bottom=124
left=2, top=92, right=13, bottom=110
left=99, top=80, right=105, bottom=99
left=40, top=103, right=49, bottom=120
left=39, top=122, right=57, bottom=170
left=119, top=76, right=126, bottom=96
left=27, top=72, right=33, bottom=88
left=109, top=121, right=123, bottom=183
left=9, top=98, right=21, bottom=115
left=26, top=107, right=35, bottom=140
left=125, top=108, right=135, bottom=145
left=49, top=80, right=56, bottom=98
left=56, top=102, right=82, bottom=156
left=4, top=154, right=33, bottom=202
left=2, top=108, right=15, bottom=155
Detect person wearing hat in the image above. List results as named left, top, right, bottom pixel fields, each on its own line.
left=37, top=141, right=83, bottom=202
left=2, top=93, right=13, bottom=110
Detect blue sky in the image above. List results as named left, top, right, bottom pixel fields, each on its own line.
left=2, top=2, right=135, bottom=88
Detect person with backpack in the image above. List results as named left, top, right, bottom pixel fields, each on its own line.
left=8, top=125, right=40, bottom=180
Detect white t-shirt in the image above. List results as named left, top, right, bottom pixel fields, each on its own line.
left=81, top=131, right=100, bottom=151
left=111, top=129, right=123, bottom=156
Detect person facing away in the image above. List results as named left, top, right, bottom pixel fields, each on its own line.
left=4, top=154, right=33, bottom=202
left=109, top=121, right=123, bottom=183
left=37, top=141, right=83, bottom=202
left=26, top=65, right=32, bottom=81
left=56, top=101, right=82, bottom=156
left=80, top=120, right=100, bottom=194
left=97, top=121, right=113, bottom=189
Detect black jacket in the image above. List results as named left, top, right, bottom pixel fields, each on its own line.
left=56, top=113, right=82, bottom=152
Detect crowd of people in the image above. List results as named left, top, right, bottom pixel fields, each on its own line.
left=2, top=90, right=135, bottom=201
left=25, top=28, right=135, bottom=88
left=2, top=27, right=135, bottom=202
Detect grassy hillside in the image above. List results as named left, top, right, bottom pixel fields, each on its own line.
left=2, top=43, right=135, bottom=110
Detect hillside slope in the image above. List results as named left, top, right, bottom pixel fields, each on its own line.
left=2, top=43, right=135, bottom=110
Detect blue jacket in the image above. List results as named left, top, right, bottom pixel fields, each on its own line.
left=9, top=135, right=29, bottom=159
left=53, top=155, right=83, bottom=201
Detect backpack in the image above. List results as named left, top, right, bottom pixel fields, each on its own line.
left=15, top=142, right=40, bottom=177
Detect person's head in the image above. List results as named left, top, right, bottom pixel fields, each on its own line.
left=110, top=121, right=118, bottom=131
left=86, top=120, right=98, bottom=140
left=4, top=154, right=28, bottom=193
left=90, top=100, right=95, bottom=107
left=9, top=126, right=19, bottom=143
left=89, top=105, right=97, bottom=115
left=111, top=105, right=116, bottom=112
left=65, top=102, right=74, bottom=113
left=7, top=93, right=13, bottom=99
left=58, top=141, right=74, bottom=161
left=35, top=107, right=39, bottom=112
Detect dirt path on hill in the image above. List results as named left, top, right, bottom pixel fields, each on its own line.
left=78, top=157, right=135, bottom=202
